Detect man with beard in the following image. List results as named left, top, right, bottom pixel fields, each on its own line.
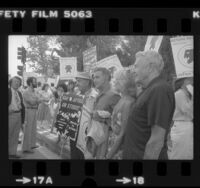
left=22, top=77, right=43, bottom=153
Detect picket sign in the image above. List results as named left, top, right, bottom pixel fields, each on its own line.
left=170, top=36, right=193, bottom=78
left=59, top=57, right=77, bottom=80
left=144, top=36, right=163, bottom=52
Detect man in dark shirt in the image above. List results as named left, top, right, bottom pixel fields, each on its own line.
left=123, top=50, right=175, bottom=160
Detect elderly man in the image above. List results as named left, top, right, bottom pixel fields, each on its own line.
left=87, top=67, right=121, bottom=159
left=8, top=76, right=25, bottom=158
left=123, top=50, right=175, bottom=160
left=69, top=72, right=98, bottom=159
left=22, top=77, right=43, bottom=153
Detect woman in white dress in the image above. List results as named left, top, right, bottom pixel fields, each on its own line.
left=168, top=77, right=193, bottom=159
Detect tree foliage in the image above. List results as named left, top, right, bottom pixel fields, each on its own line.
left=26, top=35, right=176, bottom=82
left=26, top=36, right=59, bottom=75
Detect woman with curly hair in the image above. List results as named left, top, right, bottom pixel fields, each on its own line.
left=106, top=69, right=137, bottom=159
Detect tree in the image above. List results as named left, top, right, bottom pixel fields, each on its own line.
left=55, top=35, right=147, bottom=70
left=26, top=35, right=176, bottom=83
left=26, top=35, right=60, bottom=76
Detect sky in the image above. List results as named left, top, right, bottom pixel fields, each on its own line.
left=8, top=35, right=31, bottom=77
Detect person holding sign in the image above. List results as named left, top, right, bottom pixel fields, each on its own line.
left=86, top=67, right=121, bottom=159
left=168, top=77, right=193, bottom=159
left=70, top=72, right=98, bottom=159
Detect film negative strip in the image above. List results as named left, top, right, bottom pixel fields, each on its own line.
left=0, top=3, right=200, bottom=187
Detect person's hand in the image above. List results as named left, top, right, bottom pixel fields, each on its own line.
left=97, top=110, right=111, bottom=118
left=9, top=106, right=14, bottom=113
left=186, top=84, right=193, bottom=96
left=21, top=123, right=25, bottom=132
left=92, top=111, right=100, bottom=119
left=22, top=121, right=27, bottom=130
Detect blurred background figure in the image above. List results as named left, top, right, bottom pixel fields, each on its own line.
left=36, top=82, right=42, bottom=93
left=50, top=83, right=56, bottom=93
left=67, top=80, right=76, bottom=94
left=37, top=84, right=51, bottom=129
left=52, top=84, right=68, bottom=143
left=168, top=77, right=193, bottom=159
left=8, top=74, right=11, bottom=88
left=50, top=83, right=67, bottom=134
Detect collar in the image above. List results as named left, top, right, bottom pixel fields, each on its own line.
left=142, top=75, right=162, bottom=90
left=11, top=87, right=17, bottom=93
left=99, top=83, right=111, bottom=96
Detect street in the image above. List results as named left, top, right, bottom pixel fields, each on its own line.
left=16, top=142, right=61, bottom=160
left=10, top=122, right=70, bottom=160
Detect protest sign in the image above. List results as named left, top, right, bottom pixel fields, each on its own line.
left=76, top=107, right=91, bottom=153
left=55, top=93, right=84, bottom=141
left=96, top=54, right=123, bottom=78
left=170, top=36, right=193, bottom=78
left=144, top=36, right=163, bottom=52
left=47, top=77, right=56, bottom=86
left=59, top=57, right=77, bottom=80
left=36, top=76, right=46, bottom=85
left=83, top=46, right=97, bottom=72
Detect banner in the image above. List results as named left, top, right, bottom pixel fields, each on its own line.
left=59, top=57, right=77, bottom=80
left=144, top=36, right=163, bottom=52
left=47, top=77, right=56, bottom=86
left=83, top=46, right=97, bottom=72
left=55, top=93, right=84, bottom=141
left=170, top=36, right=193, bottom=78
left=96, top=54, right=123, bottom=78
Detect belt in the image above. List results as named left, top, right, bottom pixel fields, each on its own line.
left=173, top=120, right=192, bottom=122
left=26, top=107, right=38, bottom=109
left=12, top=110, right=21, bottom=113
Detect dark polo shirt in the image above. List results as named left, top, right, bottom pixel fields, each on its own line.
left=123, top=76, right=175, bottom=159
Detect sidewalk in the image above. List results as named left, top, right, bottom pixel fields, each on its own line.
left=36, top=125, right=71, bottom=159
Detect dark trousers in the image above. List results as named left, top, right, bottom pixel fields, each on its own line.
left=70, top=140, right=84, bottom=159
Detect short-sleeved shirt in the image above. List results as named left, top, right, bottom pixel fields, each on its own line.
left=23, top=88, right=39, bottom=108
left=123, top=76, right=175, bottom=159
left=94, top=86, right=120, bottom=112
left=93, top=87, right=121, bottom=123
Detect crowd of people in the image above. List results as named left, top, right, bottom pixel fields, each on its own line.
left=8, top=50, right=193, bottom=160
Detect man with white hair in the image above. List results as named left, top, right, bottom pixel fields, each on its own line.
left=123, top=50, right=175, bottom=160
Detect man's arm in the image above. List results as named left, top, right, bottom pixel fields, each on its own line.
left=23, top=91, right=39, bottom=106
left=143, top=125, right=166, bottom=159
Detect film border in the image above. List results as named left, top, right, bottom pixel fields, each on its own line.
left=0, top=7, right=199, bottom=186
